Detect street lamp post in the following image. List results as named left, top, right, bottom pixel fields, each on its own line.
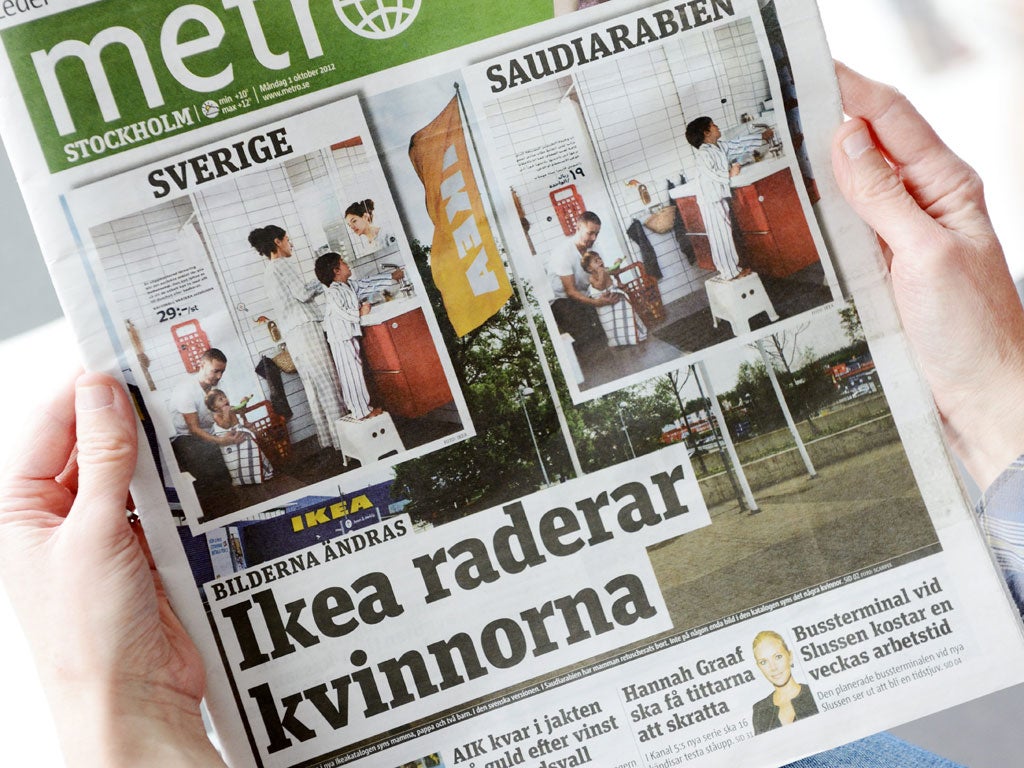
left=617, top=402, right=636, bottom=459
left=517, top=384, right=550, bottom=486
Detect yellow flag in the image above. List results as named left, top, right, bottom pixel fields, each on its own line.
left=409, top=97, right=512, bottom=336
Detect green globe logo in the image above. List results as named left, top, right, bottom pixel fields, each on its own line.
left=333, top=0, right=422, bottom=40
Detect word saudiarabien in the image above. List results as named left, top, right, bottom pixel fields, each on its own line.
left=487, top=0, right=737, bottom=93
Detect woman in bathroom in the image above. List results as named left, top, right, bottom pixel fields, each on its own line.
left=248, top=224, right=345, bottom=453
left=345, top=198, right=397, bottom=257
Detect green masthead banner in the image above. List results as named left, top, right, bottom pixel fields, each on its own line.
left=1, top=0, right=553, bottom=172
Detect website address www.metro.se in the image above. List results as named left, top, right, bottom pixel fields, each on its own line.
left=260, top=80, right=311, bottom=101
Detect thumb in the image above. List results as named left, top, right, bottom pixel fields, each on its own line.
left=831, top=118, right=942, bottom=257
left=70, top=373, right=138, bottom=527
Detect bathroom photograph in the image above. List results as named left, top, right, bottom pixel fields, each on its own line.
left=78, top=108, right=471, bottom=530
left=478, top=3, right=840, bottom=402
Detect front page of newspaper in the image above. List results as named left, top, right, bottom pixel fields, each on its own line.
left=2, top=1, right=1024, bottom=766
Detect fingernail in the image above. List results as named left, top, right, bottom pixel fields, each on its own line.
left=77, top=384, right=114, bottom=411
left=842, top=126, right=874, bottom=159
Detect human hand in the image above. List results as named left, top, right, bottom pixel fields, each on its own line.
left=213, top=430, right=245, bottom=447
left=729, top=163, right=741, bottom=177
left=0, top=373, right=225, bottom=767
left=360, top=301, right=373, bottom=316
left=831, top=62, right=1024, bottom=489
left=391, top=267, right=405, bottom=282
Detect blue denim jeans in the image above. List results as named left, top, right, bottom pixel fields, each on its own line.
left=785, top=734, right=963, bottom=767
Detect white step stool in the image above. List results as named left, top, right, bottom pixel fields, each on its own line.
left=333, top=411, right=405, bottom=467
left=706, top=272, right=778, bottom=336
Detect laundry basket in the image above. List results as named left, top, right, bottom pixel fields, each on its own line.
left=643, top=205, right=676, bottom=234
left=242, top=400, right=291, bottom=469
left=614, top=261, right=665, bottom=327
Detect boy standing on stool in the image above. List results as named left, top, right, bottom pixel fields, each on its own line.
left=314, top=252, right=399, bottom=420
left=685, top=116, right=772, bottom=280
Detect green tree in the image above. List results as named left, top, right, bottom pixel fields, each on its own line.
left=569, top=381, right=679, bottom=472
left=728, top=358, right=781, bottom=435
left=651, top=370, right=717, bottom=472
left=839, top=299, right=866, bottom=344
left=392, top=240, right=573, bottom=526
left=758, top=331, right=821, bottom=436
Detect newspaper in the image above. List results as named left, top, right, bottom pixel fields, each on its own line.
left=2, top=1, right=1023, bottom=766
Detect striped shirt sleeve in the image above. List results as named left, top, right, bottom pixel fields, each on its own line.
left=351, top=274, right=399, bottom=302
left=976, top=455, right=1024, bottom=619
left=720, top=132, right=767, bottom=158
left=265, top=259, right=323, bottom=332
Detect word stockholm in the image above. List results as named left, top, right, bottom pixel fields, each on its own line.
left=64, top=109, right=194, bottom=163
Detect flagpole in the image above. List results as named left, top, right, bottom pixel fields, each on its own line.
left=453, top=82, right=584, bottom=479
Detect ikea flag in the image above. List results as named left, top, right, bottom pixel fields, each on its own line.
left=409, top=96, right=512, bottom=337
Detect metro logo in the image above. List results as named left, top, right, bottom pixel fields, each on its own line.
left=32, top=27, right=165, bottom=136
left=0, top=0, right=552, bottom=171
left=30, top=1, right=378, bottom=137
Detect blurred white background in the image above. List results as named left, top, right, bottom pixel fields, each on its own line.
left=2, top=0, right=1023, bottom=764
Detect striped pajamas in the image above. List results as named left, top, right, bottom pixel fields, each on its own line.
left=695, top=134, right=765, bottom=279
left=976, top=454, right=1024, bottom=618
left=285, top=322, right=345, bottom=449
left=333, top=337, right=371, bottom=419
left=212, top=425, right=274, bottom=485
left=589, top=284, right=646, bottom=346
left=703, top=196, right=741, bottom=279
left=264, top=257, right=345, bottom=450
left=323, top=280, right=373, bottom=420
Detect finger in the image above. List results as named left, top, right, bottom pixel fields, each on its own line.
left=0, top=377, right=78, bottom=537
left=55, top=445, right=79, bottom=495
left=834, top=62, right=950, bottom=174
left=0, top=375, right=77, bottom=486
left=831, top=117, right=945, bottom=256
left=833, top=62, right=990, bottom=237
left=56, top=447, right=136, bottom=510
left=0, top=377, right=83, bottom=583
left=133, top=518, right=158, bottom=571
left=67, top=373, right=138, bottom=530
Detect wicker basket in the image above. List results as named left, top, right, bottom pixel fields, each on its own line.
left=643, top=205, right=676, bottom=234
left=242, top=400, right=291, bottom=469
left=614, top=262, right=666, bottom=327
left=272, top=346, right=297, bottom=374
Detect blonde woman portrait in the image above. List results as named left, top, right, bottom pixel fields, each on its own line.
left=751, top=630, right=819, bottom=734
